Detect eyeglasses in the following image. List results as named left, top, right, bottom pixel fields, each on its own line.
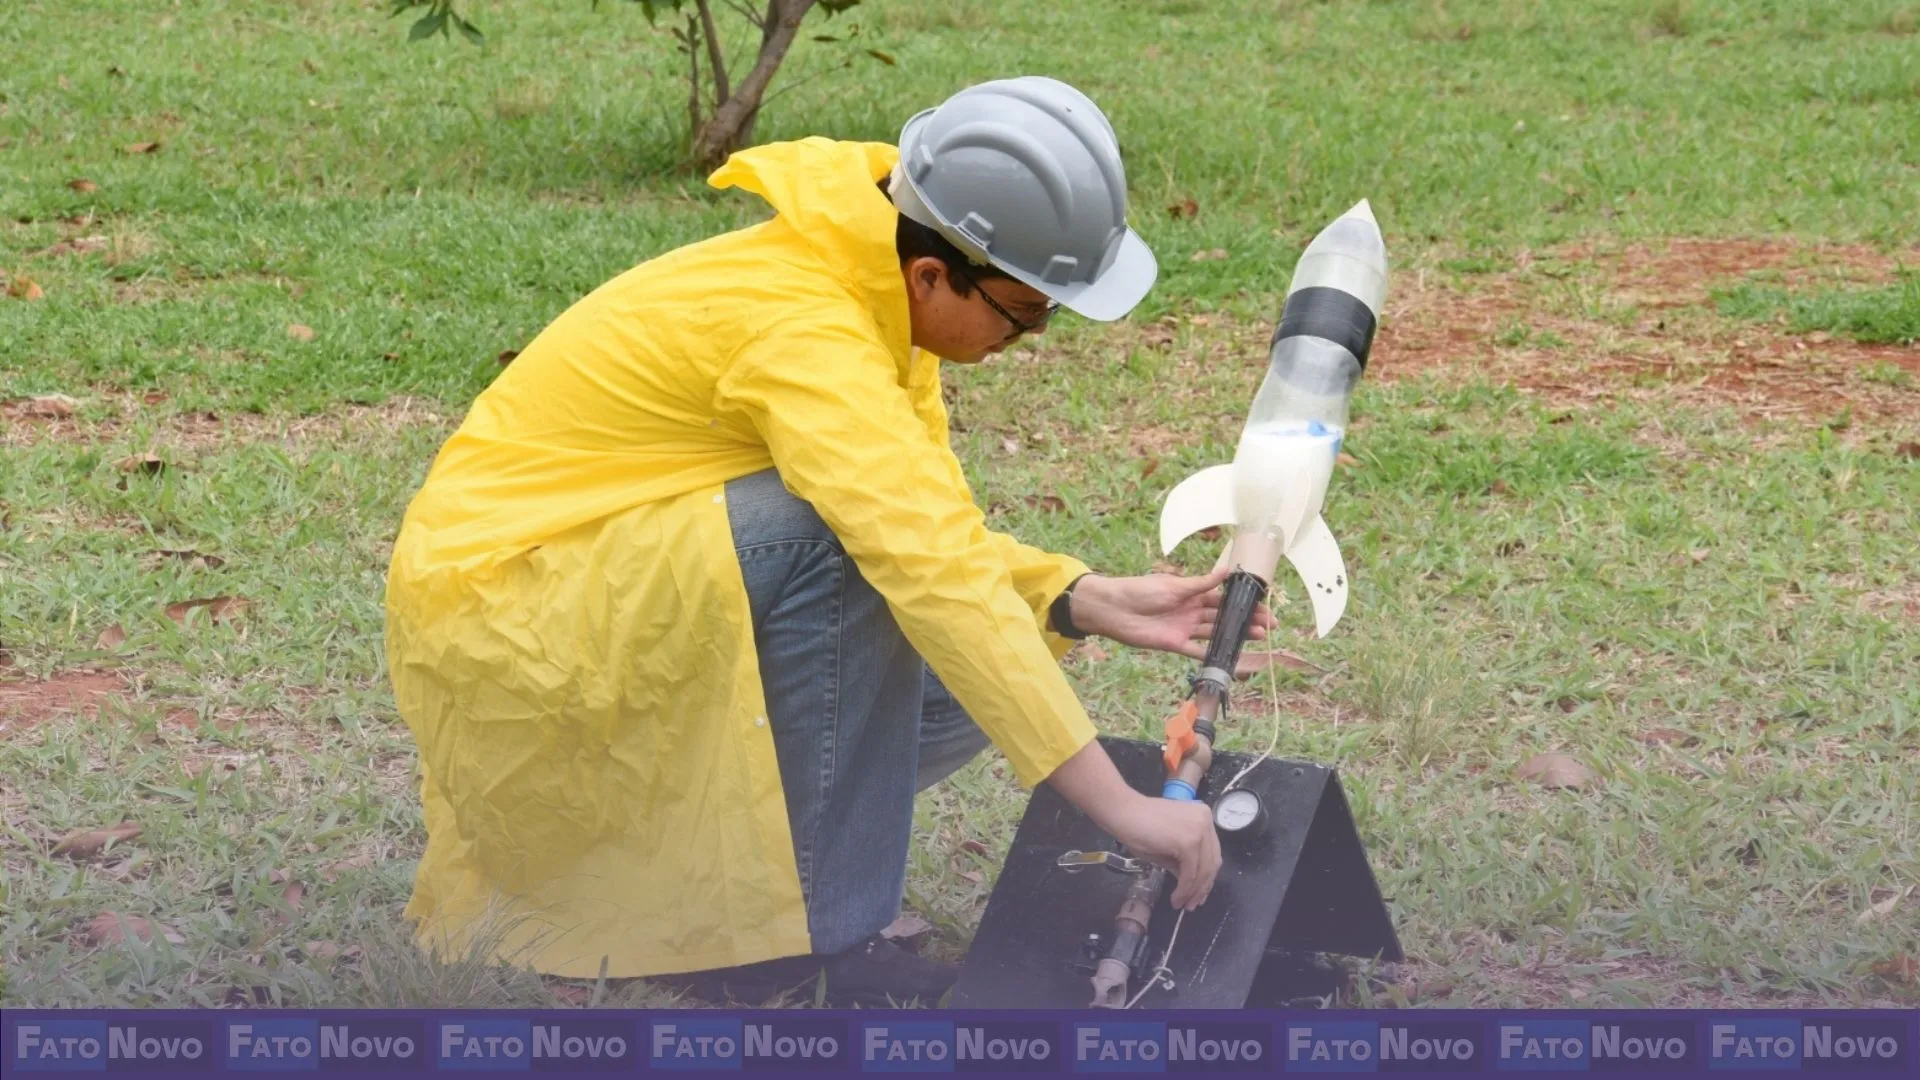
left=952, top=268, right=1060, bottom=338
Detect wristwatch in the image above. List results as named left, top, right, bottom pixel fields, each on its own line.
left=1049, top=573, right=1094, bottom=640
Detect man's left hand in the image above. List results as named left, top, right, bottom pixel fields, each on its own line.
left=1068, top=568, right=1277, bottom=661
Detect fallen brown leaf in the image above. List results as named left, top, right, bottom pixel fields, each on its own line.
left=1000, top=436, right=1020, bottom=454
left=319, top=853, right=374, bottom=881
left=281, top=879, right=305, bottom=912
left=1024, top=494, right=1066, bottom=513
left=142, top=390, right=168, bottom=405
left=95, top=624, right=127, bottom=650
left=1489, top=479, right=1510, bottom=494
left=1189, top=248, right=1229, bottom=262
left=497, top=349, right=519, bottom=365
left=1640, top=727, right=1693, bottom=746
left=68, top=178, right=98, bottom=193
left=1076, top=641, right=1110, bottom=663
left=154, top=548, right=226, bottom=570
left=959, top=869, right=984, bottom=885
left=1496, top=539, right=1526, bottom=557
left=1235, top=649, right=1325, bottom=678
left=1516, top=751, right=1595, bottom=790
left=1857, top=885, right=1913, bottom=924
left=1167, top=197, right=1199, bottom=220
left=286, top=323, right=315, bottom=341
left=303, top=940, right=362, bottom=962
left=164, top=595, right=251, bottom=625
left=18, top=394, right=78, bottom=418
left=1689, top=548, right=1710, bottom=564
left=125, top=141, right=161, bottom=155
left=1895, top=442, right=1920, bottom=461
left=959, top=839, right=989, bottom=856
left=52, top=821, right=142, bottom=859
left=7, top=277, right=45, bottom=301
left=1872, top=953, right=1918, bottom=986
left=1139, top=459, right=1160, bottom=479
left=1338, top=452, right=1362, bottom=469
left=115, top=452, right=165, bottom=475
left=550, top=983, right=592, bottom=1006
left=85, top=911, right=183, bottom=946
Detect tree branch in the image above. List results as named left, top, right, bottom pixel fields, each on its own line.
left=694, top=0, right=731, bottom=108
left=691, top=0, right=816, bottom=168
left=685, top=12, right=702, bottom=146
left=721, top=0, right=764, bottom=32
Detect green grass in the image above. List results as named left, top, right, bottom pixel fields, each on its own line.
left=1715, top=273, right=1920, bottom=345
left=4, top=0, right=1919, bottom=1009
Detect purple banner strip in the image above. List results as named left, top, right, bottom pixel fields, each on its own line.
left=4, top=1009, right=1915, bottom=1077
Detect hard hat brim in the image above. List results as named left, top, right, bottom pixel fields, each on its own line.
left=1007, top=226, right=1158, bottom=322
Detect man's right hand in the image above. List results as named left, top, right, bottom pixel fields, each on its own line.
left=1045, top=739, right=1223, bottom=910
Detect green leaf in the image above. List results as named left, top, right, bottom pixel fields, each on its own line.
left=818, top=0, right=861, bottom=14
left=408, top=11, right=447, bottom=40
left=865, top=48, right=896, bottom=65
left=455, top=15, right=485, bottom=44
left=811, top=33, right=841, bottom=42
left=389, top=0, right=422, bottom=16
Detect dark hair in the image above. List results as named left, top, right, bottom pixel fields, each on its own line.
left=879, top=178, right=1009, bottom=297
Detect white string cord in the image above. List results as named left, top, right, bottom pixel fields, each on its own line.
left=1127, top=596, right=1288, bottom=1009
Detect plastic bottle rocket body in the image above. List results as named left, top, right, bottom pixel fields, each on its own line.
left=1159, top=200, right=1387, bottom=637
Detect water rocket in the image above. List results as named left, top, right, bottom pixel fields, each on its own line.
left=1158, top=199, right=1387, bottom=639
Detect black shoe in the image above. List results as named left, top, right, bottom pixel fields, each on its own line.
left=818, top=934, right=958, bottom=1007
left=656, top=934, right=957, bottom=1008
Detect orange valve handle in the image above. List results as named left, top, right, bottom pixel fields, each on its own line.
left=1162, top=698, right=1199, bottom=776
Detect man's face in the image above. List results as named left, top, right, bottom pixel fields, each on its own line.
left=902, top=256, right=1057, bottom=364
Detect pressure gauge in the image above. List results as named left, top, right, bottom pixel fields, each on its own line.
left=1213, top=788, right=1267, bottom=837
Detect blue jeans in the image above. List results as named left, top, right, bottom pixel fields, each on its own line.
left=726, top=468, right=991, bottom=955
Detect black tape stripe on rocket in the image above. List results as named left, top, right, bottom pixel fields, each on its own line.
left=1272, top=286, right=1377, bottom=371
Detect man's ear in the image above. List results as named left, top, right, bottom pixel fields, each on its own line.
left=904, top=256, right=945, bottom=301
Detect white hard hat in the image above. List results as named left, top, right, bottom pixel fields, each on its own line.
left=890, top=76, right=1158, bottom=322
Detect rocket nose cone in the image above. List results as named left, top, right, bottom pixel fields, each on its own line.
left=1344, top=199, right=1377, bottom=227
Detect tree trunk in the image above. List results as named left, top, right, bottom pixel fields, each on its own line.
left=689, top=0, right=815, bottom=171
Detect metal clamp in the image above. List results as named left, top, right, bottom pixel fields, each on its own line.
left=1057, top=850, right=1147, bottom=874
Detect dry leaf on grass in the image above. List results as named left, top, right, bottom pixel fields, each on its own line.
left=115, top=452, right=165, bottom=475
left=124, top=141, right=161, bottom=155
left=320, top=853, right=374, bottom=881
left=95, top=624, right=127, bottom=650
left=1167, top=197, right=1199, bottom=219
left=1235, top=649, right=1325, bottom=678
left=7, top=277, right=45, bottom=301
left=1857, top=885, right=1914, bottom=924
left=68, top=178, right=98, bottom=193
left=549, top=983, right=592, bottom=1006
left=1640, top=727, right=1693, bottom=746
left=302, top=940, right=362, bottom=962
left=1337, top=452, right=1362, bottom=469
left=1023, top=494, right=1066, bottom=513
left=959, top=869, right=984, bottom=885
left=286, top=323, right=315, bottom=341
left=497, top=349, right=519, bottom=365
left=1189, top=248, right=1229, bottom=262
left=880, top=914, right=933, bottom=941
left=959, top=839, right=989, bottom=856
left=52, top=821, right=142, bottom=859
left=153, top=548, right=226, bottom=570
left=1872, top=954, right=1918, bottom=986
left=1896, top=442, right=1920, bottom=461
left=1076, top=642, right=1110, bottom=663
left=13, top=394, right=77, bottom=418
left=165, top=596, right=251, bottom=625
left=1516, top=752, right=1595, bottom=790
left=1000, top=436, right=1021, bottom=454
left=85, top=912, right=182, bottom=946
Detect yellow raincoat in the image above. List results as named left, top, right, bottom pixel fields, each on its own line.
left=385, top=138, right=1099, bottom=978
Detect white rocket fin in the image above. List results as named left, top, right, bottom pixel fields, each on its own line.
left=1158, top=464, right=1236, bottom=555
left=1284, top=515, right=1349, bottom=637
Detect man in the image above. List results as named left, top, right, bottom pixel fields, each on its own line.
left=386, top=77, right=1265, bottom=1006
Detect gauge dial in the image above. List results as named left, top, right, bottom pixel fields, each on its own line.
left=1213, top=788, right=1266, bottom=835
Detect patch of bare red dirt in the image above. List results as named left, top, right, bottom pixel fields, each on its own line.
left=0, top=670, right=129, bottom=737
left=1375, top=238, right=1919, bottom=429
